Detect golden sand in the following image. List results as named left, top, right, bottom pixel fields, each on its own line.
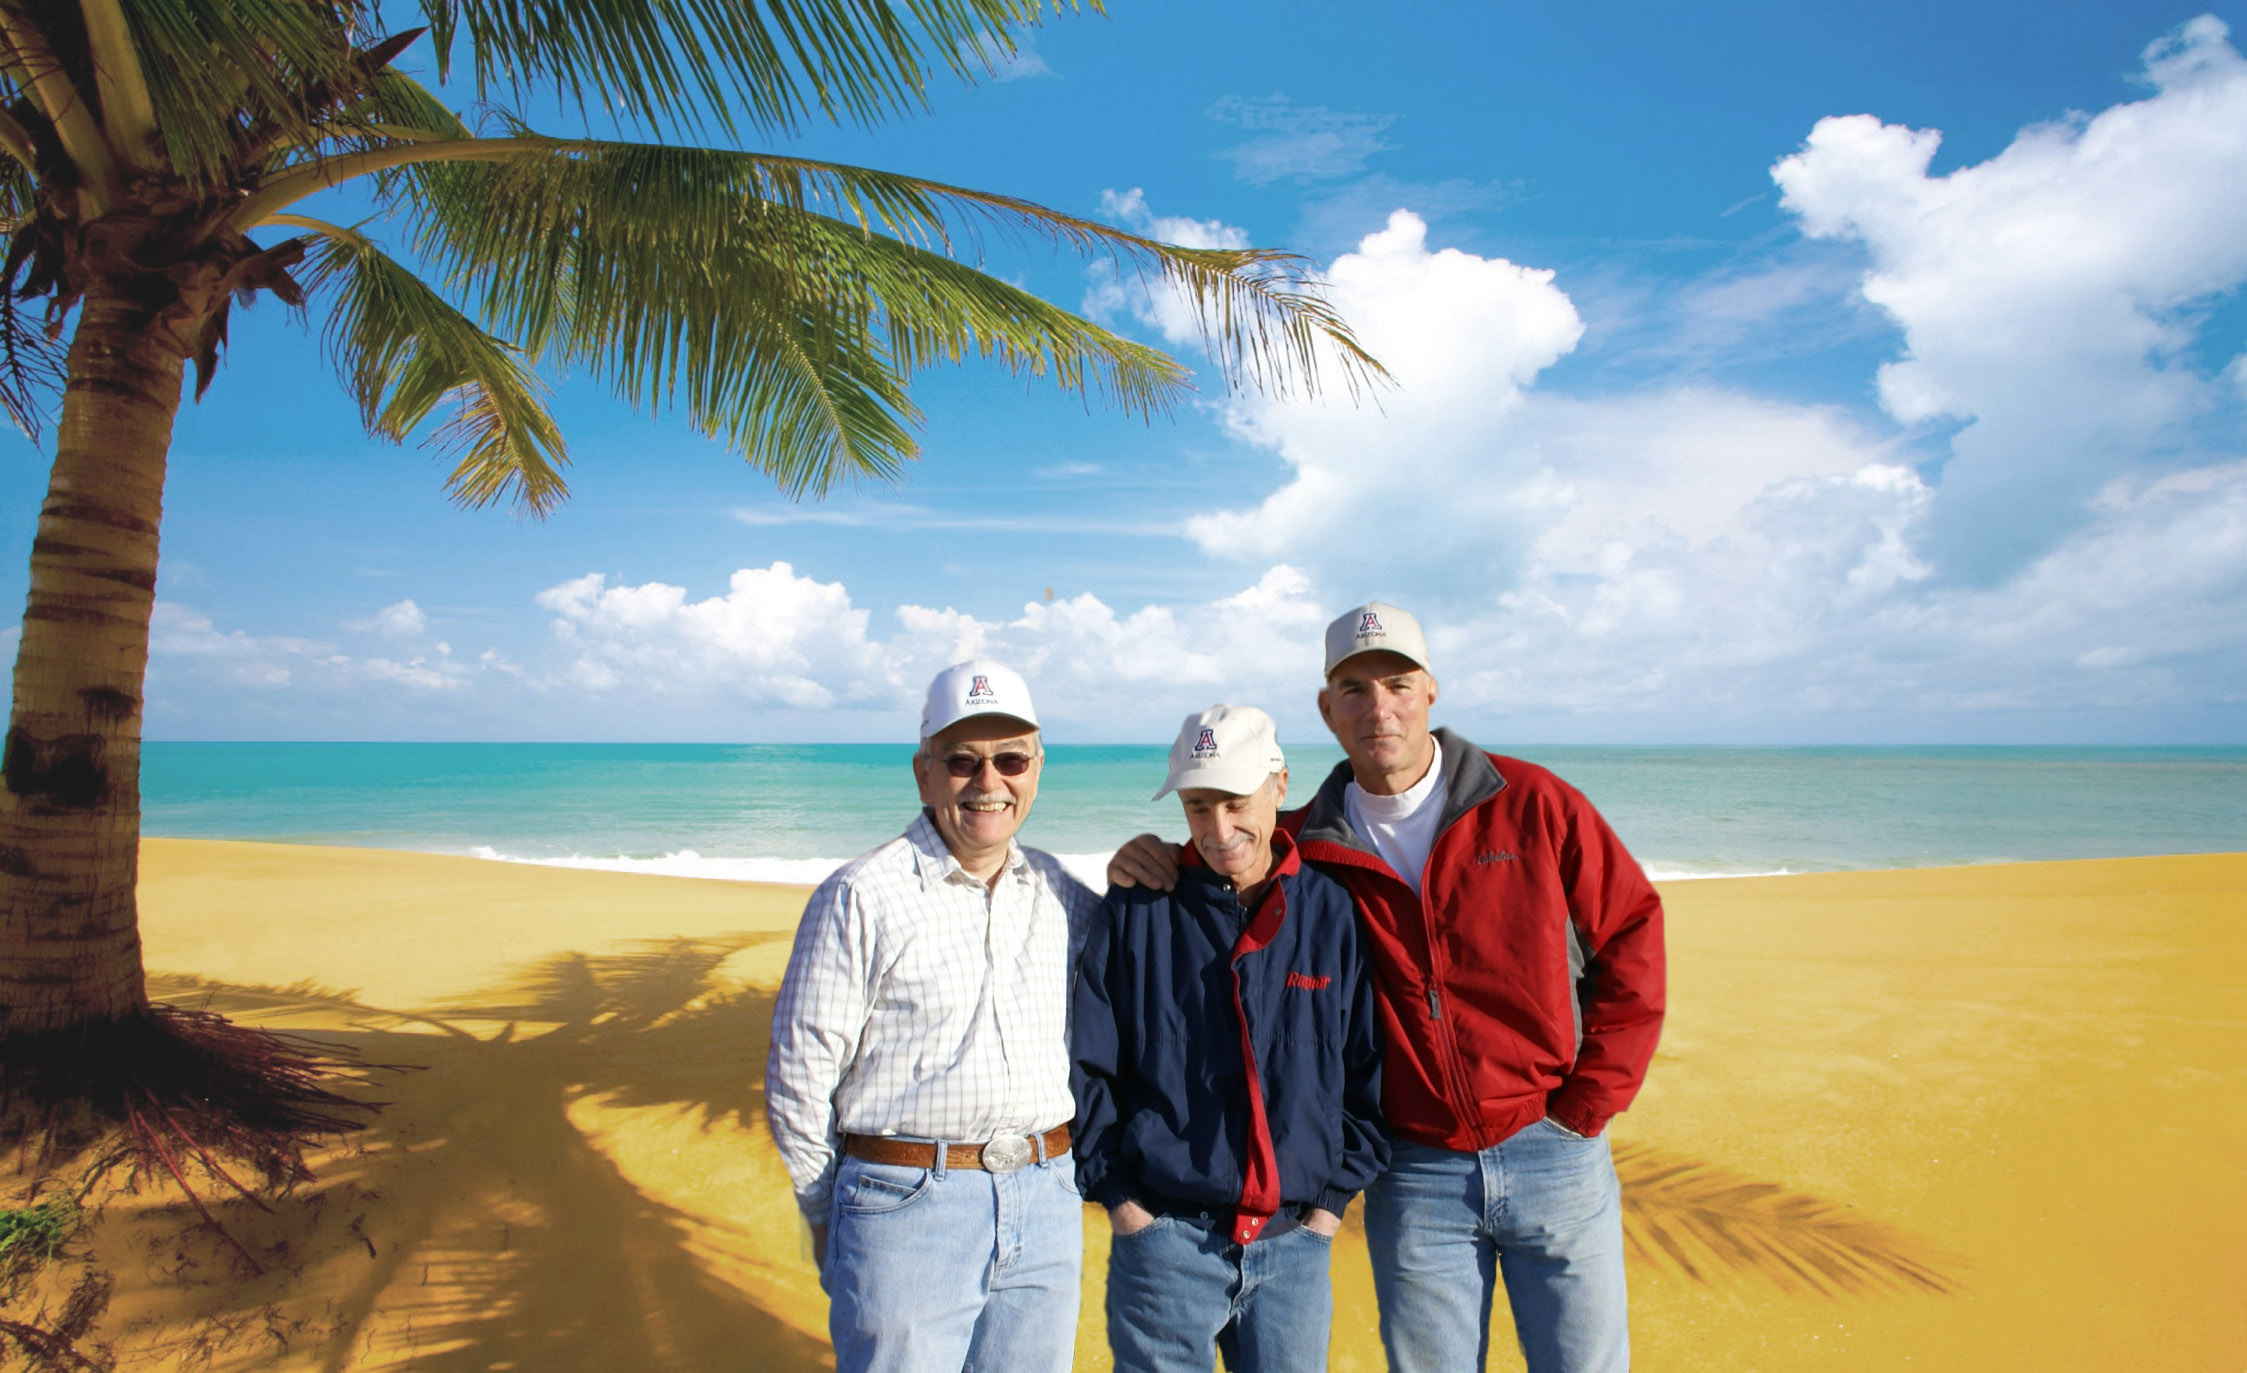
left=6, top=842, right=2241, bottom=1370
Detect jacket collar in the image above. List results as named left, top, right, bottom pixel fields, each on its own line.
left=1293, top=727, right=1504, bottom=859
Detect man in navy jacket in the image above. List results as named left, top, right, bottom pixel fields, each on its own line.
left=1074, top=704, right=1388, bottom=1373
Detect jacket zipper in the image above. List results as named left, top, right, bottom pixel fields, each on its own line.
left=1422, top=847, right=1443, bottom=1027
left=1303, top=736, right=1505, bottom=1143
left=1324, top=844, right=1480, bottom=1133
left=1416, top=854, right=1482, bottom=1135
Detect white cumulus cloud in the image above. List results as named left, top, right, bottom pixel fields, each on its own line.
left=1189, top=208, right=1587, bottom=568
left=536, top=564, right=893, bottom=710
left=523, top=562, right=1334, bottom=738
left=1772, top=14, right=2247, bottom=576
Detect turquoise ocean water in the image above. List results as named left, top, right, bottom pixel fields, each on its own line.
left=140, top=743, right=2247, bottom=888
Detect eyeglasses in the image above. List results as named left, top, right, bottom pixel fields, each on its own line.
left=941, top=751, right=1036, bottom=779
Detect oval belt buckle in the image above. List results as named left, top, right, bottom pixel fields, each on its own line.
left=981, top=1133, right=1034, bottom=1172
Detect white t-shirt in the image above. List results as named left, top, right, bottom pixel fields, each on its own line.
left=1343, top=743, right=1445, bottom=895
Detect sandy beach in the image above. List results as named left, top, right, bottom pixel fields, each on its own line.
left=7, top=840, right=2242, bottom=1370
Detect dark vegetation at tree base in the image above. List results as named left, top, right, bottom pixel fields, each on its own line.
left=0, top=1010, right=380, bottom=1365
left=1, top=1006, right=375, bottom=1254
left=1, top=1005, right=371, bottom=1179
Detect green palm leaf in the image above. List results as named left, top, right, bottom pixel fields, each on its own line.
left=289, top=217, right=570, bottom=514
left=111, top=0, right=366, bottom=189
left=420, top=0, right=1067, bottom=138
left=382, top=137, right=1371, bottom=494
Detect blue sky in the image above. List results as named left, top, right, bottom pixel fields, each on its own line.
left=5, top=0, right=2245, bottom=745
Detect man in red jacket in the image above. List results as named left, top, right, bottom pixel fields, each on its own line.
left=1111, top=602, right=1664, bottom=1373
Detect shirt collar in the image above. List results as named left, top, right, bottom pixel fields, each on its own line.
left=906, top=808, right=1029, bottom=890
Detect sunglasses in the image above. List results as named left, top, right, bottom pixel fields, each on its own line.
left=940, top=751, right=1036, bottom=779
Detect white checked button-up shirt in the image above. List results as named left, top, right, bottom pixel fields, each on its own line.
left=765, top=811, right=1099, bottom=1214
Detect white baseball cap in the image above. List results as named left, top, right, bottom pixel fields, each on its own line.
left=920, top=659, right=1039, bottom=739
left=1153, top=704, right=1286, bottom=801
left=1323, top=601, right=1433, bottom=677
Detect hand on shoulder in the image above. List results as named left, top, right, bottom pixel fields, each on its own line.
left=1106, top=833, right=1182, bottom=891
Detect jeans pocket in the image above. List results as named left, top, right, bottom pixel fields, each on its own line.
left=1111, top=1214, right=1170, bottom=1243
left=1538, top=1116, right=1591, bottom=1142
left=1509, top=1123, right=1617, bottom=1234
left=838, top=1161, right=933, bottom=1215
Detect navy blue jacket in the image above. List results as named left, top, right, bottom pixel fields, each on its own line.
left=1072, top=834, right=1387, bottom=1230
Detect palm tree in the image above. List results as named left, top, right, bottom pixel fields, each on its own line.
left=0, top=0, right=1375, bottom=1154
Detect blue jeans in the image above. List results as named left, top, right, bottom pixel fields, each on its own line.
left=1365, top=1122, right=1629, bottom=1373
left=1104, top=1209, right=1334, bottom=1373
left=823, top=1147, right=1083, bottom=1373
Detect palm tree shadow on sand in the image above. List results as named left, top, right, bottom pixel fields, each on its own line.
left=1610, top=1142, right=1961, bottom=1298
left=136, top=933, right=836, bottom=1372
left=120, top=942, right=1957, bottom=1369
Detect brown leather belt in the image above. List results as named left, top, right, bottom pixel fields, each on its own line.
left=844, top=1124, right=1071, bottom=1173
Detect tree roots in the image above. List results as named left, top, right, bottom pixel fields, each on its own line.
left=1, top=1005, right=375, bottom=1200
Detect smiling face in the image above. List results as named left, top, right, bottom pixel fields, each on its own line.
left=1317, top=650, right=1439, bottom=796
left=1180, top=770, right=1288, bottom=893
left=912, top=714, right=1042, bottom=880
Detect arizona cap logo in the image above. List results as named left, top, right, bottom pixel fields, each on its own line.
left=1358, top=610, right=1384, bottom=637
left=1192, top=727, right=1219, bottom=756
left=967, top=675, right=994, bottom=698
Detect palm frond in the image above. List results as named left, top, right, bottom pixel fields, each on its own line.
left=0, top=285, right=64, bottom=440
left=1614, top=1141, right=1963, bottom=1298
left=396, top=137, right=1273, bottom=495
left=0, top=158, right=32, bottom=229
left=731, top=145, right=1380, bottom=396
left=290, top=217, right=569, bottom=515
left=360, top=67, right=475, bottom=146
left=416, top=0, right=1068, bottom=138
left=0, top=104, right=34, bottom=172
left=0, top=6, right=119, bottom=204
left=81, top=0, right=159, bottom=158
left=114, top=0, right=366, bottom=189
left=379, top=137, right=1372, bottom=492
left=549, top=141, right=1377, bottom=397
left=0, top=152, right=60, bottom=432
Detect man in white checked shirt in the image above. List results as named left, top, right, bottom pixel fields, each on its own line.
left=766, top=659, right=1100, bottom=1373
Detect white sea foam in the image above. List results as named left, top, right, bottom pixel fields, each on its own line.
left=1642, top=863, right=1802, bottom=882
left=464, top=845, right=1123, bottom=891
left=465, top=844, right=1795, bottom=889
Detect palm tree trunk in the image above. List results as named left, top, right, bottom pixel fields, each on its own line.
left=0, top=294, right=181, bottom=1038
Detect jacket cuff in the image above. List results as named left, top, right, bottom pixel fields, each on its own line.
left=1085, top=1173, right=1140, bottom=1210
left=1544, top=1091, right=1610, bottom=1139
left=1311, top=1186, right=1359, bottom=1219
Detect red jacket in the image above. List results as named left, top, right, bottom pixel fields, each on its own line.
left=1282, top=729, right=1665, bottom=1148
